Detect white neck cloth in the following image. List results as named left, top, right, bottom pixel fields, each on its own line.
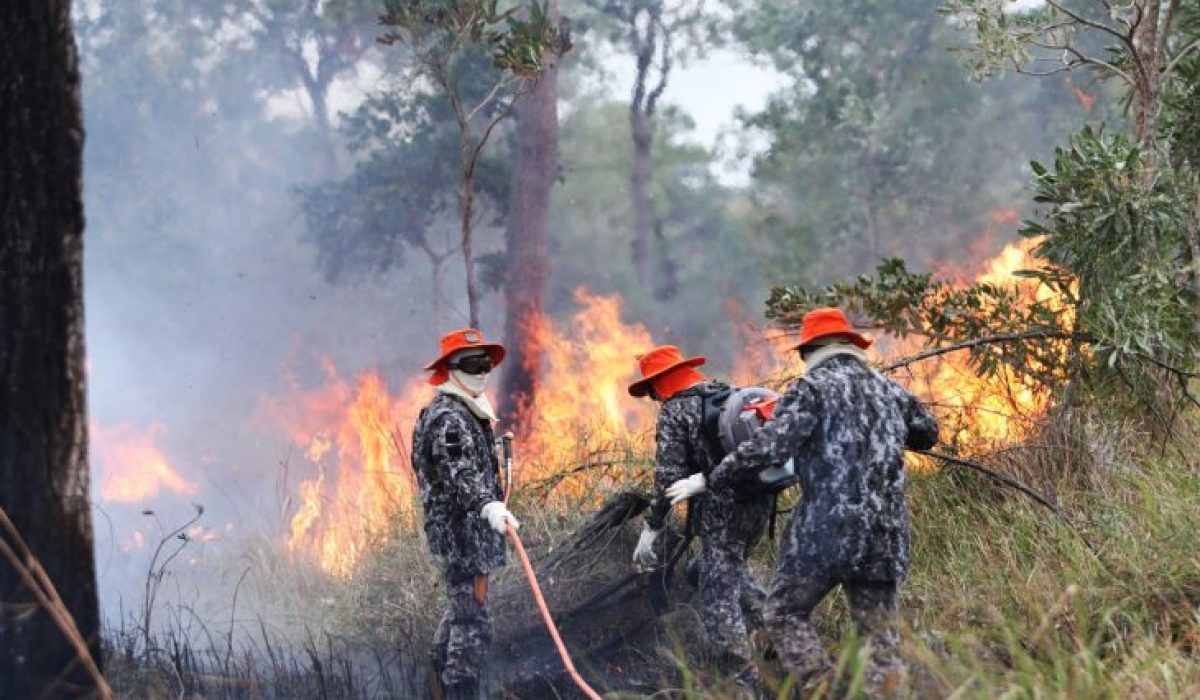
left=803, top=342, right=869, bottom=372
left=438, top=374, right=497, bottom=421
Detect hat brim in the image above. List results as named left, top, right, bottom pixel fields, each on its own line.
left=424, top=343, right=507, bottom=372
left=627, top=356, right=706, bottom=397
left=792, top=331, right=873, bottom=351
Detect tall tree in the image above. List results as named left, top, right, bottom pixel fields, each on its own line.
left=379, top=0, right=559, bottom=329
left=945, top=0, right=1200, bottom=159
left=233, top=0, right=380, bottom=176
left=301, top=83, right=512, bottom=332
left=583, top=0, right=712, bottom=289
left=0, top=1, right=102, bottom=696
left=498, top=1, right=569, bottom=422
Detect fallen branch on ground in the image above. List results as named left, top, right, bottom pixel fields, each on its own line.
left=915, top=450, right=1099, bottom=556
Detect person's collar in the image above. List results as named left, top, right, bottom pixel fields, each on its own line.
left=803, top=343, right=869, bottom=372
left=437, top=381, right=497, bottom=421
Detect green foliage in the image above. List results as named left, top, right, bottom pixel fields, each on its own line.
left=731, top=0, right=1094, bottom=284
left=379, top=0, right=558, bottom=76
left=1023, top=127, right=1197, bottom=372
left=939, top=0, right=1126, bottom=81
left=299, top=73, right=511, bottom=283
left=767, top=254, right=1077, bottom=391
left=764, top=1, right=1198, bottom=419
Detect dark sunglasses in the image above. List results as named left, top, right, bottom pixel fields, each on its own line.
left=450, top=355, right=494, bottom=375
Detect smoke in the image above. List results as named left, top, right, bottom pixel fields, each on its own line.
left=75, top=0, right=1098, bottom=634
left=75, top=1, right=446, bottom=625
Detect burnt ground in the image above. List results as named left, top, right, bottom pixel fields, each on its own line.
left=480, top=492, right=720, bottom=699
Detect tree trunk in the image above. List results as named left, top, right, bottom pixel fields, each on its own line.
left=0, top=1, right=102, bottom=696
left=630, top=107, right=654, bottom=288
left=1133, top=0, right=1164, bottom=154
left=461, top=175, right=482, bottom=329
left=498, top=2, right=563, bottom=425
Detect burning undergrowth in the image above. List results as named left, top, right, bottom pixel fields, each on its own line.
left=257, top=241, right=1068, bottom=581
left=95, top=241, right=1144, bottom=698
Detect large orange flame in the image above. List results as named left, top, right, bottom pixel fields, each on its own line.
left=267, top=360, right=431, bottom=577
left=93, top=421, right=199, bottom=503
left=277, top=242, right=1062, bottom=577
left=898, top=238, right=1067, bottom=450
left=512, top=288, right=658, bottom=499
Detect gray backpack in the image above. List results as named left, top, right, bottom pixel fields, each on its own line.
left=702, top=385, right=798, bottom=497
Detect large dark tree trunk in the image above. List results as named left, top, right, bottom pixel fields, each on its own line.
left=0, top=1, right=102, bottom=696
left=498, top=3, right=564, bottom=425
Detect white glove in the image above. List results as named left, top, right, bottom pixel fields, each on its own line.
left=481, top=501, right=520, bottom=534
left=632, top=524, right=662, bottom=572
left=665, top=473, right=707, bottom=505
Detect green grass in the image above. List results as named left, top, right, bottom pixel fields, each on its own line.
left=657, top=414, right=1200, bottom=698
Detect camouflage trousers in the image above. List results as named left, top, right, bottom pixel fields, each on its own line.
left=697, top=538, right=768, bottom=693
left=431, top=571, right=493, bottom=687
left=763, top=575, right=903, bottom=697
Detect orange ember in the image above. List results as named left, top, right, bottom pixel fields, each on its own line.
left=93, top=421, right=199, bottom=503
left=267, top=361, right=431, bottom=577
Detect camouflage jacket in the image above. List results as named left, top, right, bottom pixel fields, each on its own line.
left=709, top=355, right=938, bottom=581
left=648, top=382, right=772, bottom=545
left=411, top=392, right=506, bottom=576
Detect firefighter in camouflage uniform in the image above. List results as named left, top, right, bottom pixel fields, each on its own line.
left=710, top=308, right=939, bottom=697
left=411, top=329, right=519, bottom=700
left=628, top=345, right=774, bottom=697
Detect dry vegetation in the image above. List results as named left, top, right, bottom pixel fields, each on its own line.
left=105, top=408, right=1199, bottom=699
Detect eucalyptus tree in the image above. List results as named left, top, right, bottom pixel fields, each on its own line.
left=301, top=80, right=512, bottom=332
left=225, top=0, right=382, bottom=175
left=580, top=0, right=716, bottom=289
left=379, top=0, right=558, bottom=330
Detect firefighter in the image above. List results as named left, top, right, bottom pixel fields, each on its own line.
left=411, top=328, right=519, bottom=700
left=628, top=345, right=773, bottom=697
left=709, top=308, right=939, bottom=697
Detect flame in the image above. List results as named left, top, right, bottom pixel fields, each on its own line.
left=277, top=242, right=1065, bottom=577
left=267, top=361, right=431, bottom=577
left=512, top=288, right=657, bottom=498
left=93, top=421, right=199, bottom=503
left=896, top=237, right=1068, bottom=450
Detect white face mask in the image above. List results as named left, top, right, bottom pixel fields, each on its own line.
left=450, top=368, right=489, bottom=397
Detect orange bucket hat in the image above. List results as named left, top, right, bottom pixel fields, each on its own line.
left=627, top=345, right=706, bottom=398
left=794, top=308, right=873, bottom=350
left=424, top=328, right=506, bottom=385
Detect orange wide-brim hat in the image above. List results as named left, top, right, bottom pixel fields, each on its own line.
left=627, top=345, right=706, bottom=397
left=424, top=328, right=506, bottom=385
left=793, top=307, right=873, bottom=350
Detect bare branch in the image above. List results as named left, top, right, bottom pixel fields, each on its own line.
left=645, top=17, right=672, bottom=118
left=1045, top=0, right=1133, bottom=46
left=917, top=450, right=1099, bottom=555
left=1163, top=38, right=1200, bottom=78
left=465, top=77, right=512, bottom=124
left=879, top=330, right=1088, bottom=374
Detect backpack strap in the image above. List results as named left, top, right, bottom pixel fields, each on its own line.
left=768, top=492, right=779, bottom=541
left=700, top=383, right=733, bottom=469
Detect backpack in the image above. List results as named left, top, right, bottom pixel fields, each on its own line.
left=700, top=384, right=799, bottom=498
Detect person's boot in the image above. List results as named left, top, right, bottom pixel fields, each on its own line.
left=442, top=678, right=479, bottom=700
